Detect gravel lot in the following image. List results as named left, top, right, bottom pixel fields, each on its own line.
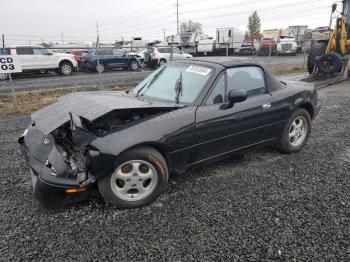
left=1, top=80, right=349, bottom=261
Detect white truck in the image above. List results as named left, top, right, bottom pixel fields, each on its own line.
left=178, top=32, right=208, bottom=54
left=283, top=25, right=308, bottom=52
left=196, top=28, right=244, bottom=56
left=0, top=45, right=78, bottom=80
left=122, top=37, right=146, bottom=52
left=216, top=27, right=244, bottom=55
left=197, top=37, right=216, bottom=55
left=276, top=36, right=298, bottom=55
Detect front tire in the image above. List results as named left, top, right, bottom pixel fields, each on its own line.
left=98, top=147, right=169, bottom=209
left=58, top=62, right=73, bottom=76
left=129, top=59, right=139, bottom=71
left=276, top=108, right=311, bottom=154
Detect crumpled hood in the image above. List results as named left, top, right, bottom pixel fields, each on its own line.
left=32, top=91, right=178, bottom=135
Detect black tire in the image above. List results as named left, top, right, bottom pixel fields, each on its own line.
left=95, top=63, right=105, bottom=73
left=58, top=61, right=73, bottom=76
left=129, top=59, right=139, bottom=71
left=97, top=146, right=169, bottom=209
left=276, top=108, right=311, bottom=154
left=159, top=58, right=167, bottom=65
left=317, top=53, right=343, bottom=74
left=0, top=73, right=9, bottom=81
left=307, top=42, right=327, bottom=74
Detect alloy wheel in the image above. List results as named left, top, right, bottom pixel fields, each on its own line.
left=289, top=116, right=307, bottom=147
left=110, top=160, right=158, bottom=201
left=61, top=64, right=72, bottom=75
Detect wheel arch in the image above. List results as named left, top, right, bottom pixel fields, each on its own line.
left=297, top=102, right=314, bottom=120
left=59, top=59, right=74, bottom=68
left=125, top=142, right=170, bottom=166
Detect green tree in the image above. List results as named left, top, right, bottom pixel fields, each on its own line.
left=247, top=11, right=262, bottom=40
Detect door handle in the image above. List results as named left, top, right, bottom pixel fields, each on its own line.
left=262, top=103, right=271, bottom=109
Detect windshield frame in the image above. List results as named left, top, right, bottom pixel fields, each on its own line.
left=131, top=62, right=216, bottom=105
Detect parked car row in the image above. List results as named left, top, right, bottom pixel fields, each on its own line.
left=0, top=45, right=195, bottom=80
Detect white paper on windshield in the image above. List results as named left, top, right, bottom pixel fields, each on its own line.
left=185, top=65, right=211, bottom=76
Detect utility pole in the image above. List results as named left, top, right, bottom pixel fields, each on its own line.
left=162, top=29, right=166, bottom=42
left=2, top=34, right=4, bottom=48
left=96, top=21, right=100, bottom=48
left=61, top=32, right=64, bottom=45
left=176, top=0, right=179, bottom=35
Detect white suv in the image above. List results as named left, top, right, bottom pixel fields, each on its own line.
left=148, top=46, right=193, bottom=66
left=0, top=45, right=78, bottom=80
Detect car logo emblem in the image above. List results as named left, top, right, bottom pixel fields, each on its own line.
left=43, top=138, right=49, bottom=144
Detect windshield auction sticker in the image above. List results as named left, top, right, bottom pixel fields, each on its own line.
left=185, top=65, right=211, bottom=76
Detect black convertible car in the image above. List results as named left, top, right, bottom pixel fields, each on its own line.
left=18, top=57, right=320, bottom=208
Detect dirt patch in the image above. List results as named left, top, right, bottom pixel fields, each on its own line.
left=269, top=63, right=306, bottom=76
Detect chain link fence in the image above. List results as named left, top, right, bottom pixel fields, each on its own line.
left=0, top=36, right=311, bottom=115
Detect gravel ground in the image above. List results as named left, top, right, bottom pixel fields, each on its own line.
left=1, top=81, right=350, bottom=261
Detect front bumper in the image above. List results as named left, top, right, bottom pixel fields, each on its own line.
left=277, top=49, right=297, bottom=54
left=18, top=126, right=94, bottom=207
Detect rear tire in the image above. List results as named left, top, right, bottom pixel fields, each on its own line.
left=307, top=42, right=327, bottom=74
left=95, top=63, right=105, bottom=73
left=159, top=58, right=167, bottom=66
left=276, top=108, right=311, bottom=154
left=0, top=73, right=9, bottom=81
left=98, top=147, right=169, bottom=209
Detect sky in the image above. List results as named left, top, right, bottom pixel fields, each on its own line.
left=0, top=0, right=337, bottom=45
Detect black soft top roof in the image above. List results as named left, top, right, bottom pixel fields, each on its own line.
left=175, top=57, right=264, bottom=69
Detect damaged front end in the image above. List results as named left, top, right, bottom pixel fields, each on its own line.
left=18, top=104, right=176, bottom=207
left=18, top=115, right=100, bottom=207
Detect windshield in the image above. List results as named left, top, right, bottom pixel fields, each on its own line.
left=132, top=64, right=213, bottom=104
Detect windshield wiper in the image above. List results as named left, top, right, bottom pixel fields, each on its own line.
left=174, top=72, right=183, bottom=104
left=136, top=66, right=166, bottom=96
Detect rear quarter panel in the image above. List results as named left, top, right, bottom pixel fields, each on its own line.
left=271, top=81, right=317, bottom=121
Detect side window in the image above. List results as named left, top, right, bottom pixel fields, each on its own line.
left=226, top=66, right=266, bottom=97
left=96, top=50, right=111, bottom=55
left=33, top=48, right=49, bottom=55
left=173, top=48, right=182, bottom=54
left=112, top=49, right=123, bottom=56
left=206, top=74, right=226, bottom=105
left=0, top=48, right=11, bottom=55
left=16, top=48, right=34, bottom=55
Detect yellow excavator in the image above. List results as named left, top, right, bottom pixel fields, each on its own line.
left=306, top=0, right=350, bottom=83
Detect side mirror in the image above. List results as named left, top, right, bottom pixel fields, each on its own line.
left=331, top=3, right=337, bottom=13
left=220, top=89, right=247, bottom=110
left=47, top=51, right=53, bottom=56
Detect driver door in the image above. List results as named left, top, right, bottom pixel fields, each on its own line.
left=32, top=48, right=56, bottom=69
left=194, top=66, right=280, bottom=162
